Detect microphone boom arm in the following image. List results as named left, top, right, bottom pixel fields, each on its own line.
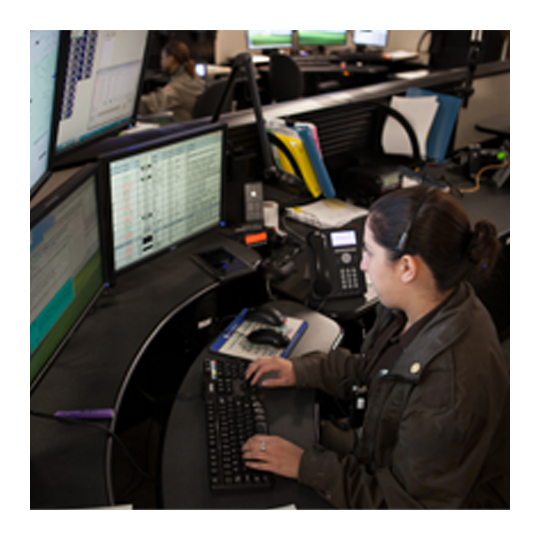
left=211, top=53, right=305, bottom=192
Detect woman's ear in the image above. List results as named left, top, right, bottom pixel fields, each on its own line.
left=399, top=254, right=418, bottom=285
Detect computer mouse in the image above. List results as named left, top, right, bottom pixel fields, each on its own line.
left=244, top=305, right=285, bottom=327
left=247, top=328, right=290, bottom=349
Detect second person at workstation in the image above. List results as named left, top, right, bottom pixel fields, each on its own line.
left=138, top=40, right=205, bottom=121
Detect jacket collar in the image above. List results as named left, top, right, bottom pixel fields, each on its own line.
left=385, top=282, right=474, bottom=383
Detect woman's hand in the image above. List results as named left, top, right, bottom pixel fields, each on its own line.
left=242, top=435, right=304, bottom=480
left=245, top=356, right=297, bottom=388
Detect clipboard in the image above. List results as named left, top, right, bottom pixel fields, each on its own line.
left=210, top=308, right=308, bottom=360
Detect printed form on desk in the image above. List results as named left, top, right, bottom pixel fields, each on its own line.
left=286, top=198, right=368, bottom=229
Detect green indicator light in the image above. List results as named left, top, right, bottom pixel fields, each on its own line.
left=497, top=151, right=507, bottom=160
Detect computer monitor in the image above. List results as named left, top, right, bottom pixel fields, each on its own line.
left=54, top=30, right=149, bottom=163
left=30, top=30, right=65, bottom=198
left=30, top=163, right=109, bottom=392
left=352, top=30, right=389, bottom=48
left=100, top=123, right=226, bottom=277
left=246, top=31, right=293, bottom=51
left=296, top=30, right=348, bottom=48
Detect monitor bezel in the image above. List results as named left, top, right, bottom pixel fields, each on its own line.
left=52, top=30, right=150, bottom=168
left=98, top=122, right=228, bottom=286
left=30, top=31, right=70, bottom=201
left=30, top=162, right=111, bottom=393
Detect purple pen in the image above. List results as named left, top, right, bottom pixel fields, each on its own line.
left=54, top=408, right=114, bottom=420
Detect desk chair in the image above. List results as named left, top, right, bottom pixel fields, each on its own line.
left=193, top=79, right=235, bottom=118
left=269, top=53, right=304, bottom=103
left=336, top=102, right=423, bottom=206
left=136, top=80, right=234, bottom=124
left=269, top=54, right=342, bottom=102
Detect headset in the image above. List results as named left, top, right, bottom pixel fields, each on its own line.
left=395, top=186, right=436, bottom=253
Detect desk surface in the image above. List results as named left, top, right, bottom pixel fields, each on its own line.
left=475, top=114, right=510, bottom=138
left=458, top=182, right=510, bottom=236
left=418, top=167, right=510, bottom=237
left=259, top=61, right=388, bottom=76
left=161, top=300, right=342, bottom=509
left=30, top=230, right=261, bottom=509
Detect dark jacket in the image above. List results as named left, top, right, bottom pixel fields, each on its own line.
left=294, top=282, right=509, bottom=509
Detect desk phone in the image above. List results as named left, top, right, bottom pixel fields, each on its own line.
left=308, top=229, right=366, bottom=300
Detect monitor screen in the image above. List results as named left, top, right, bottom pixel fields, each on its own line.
left=30, top=30, right=63, bottom=197
left=352, top=30, right=389, bottom=48
left=247, top=30, right=293, bottom=50
left=101, top=123, right=226, bottom=274
left=30, top=164, right=108, bottom=391
left=297, top=30, right=347, bottom=47
left=55, top=30, right=149, bottom=157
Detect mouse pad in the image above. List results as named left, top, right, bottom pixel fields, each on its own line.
left=210, top=308, right=308, bottom=361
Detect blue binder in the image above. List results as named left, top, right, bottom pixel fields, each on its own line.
left=293, top=123, right=336, bottom=199
left=406, top=87, right=462, bottom=163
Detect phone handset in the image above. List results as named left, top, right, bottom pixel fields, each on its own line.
left=307, top=230, right=333, bottom=299
left=307, top=229, right=366, bottom=300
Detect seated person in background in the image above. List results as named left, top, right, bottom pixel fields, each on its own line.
left=242, top=186, right=509, bottom=509
left=138, top=40, right=205, bottom=121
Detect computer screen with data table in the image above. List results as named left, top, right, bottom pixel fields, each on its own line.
left=100, top=123, right=227, bottom=275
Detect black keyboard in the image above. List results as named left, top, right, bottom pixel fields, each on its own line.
left=203, top=357, right=273, bottom=490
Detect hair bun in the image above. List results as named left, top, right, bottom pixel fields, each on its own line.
left=468, top=219, right=500, bottom=272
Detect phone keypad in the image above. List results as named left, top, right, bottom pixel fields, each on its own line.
left=339, top=267, right=360, bottom=291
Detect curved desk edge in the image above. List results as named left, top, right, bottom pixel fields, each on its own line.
left=104, top=280, right=220, bottom=505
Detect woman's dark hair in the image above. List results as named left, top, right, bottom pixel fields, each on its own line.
left=368, top=186, right=501, bottom=291
left=163, top=40, right=196, bottom=78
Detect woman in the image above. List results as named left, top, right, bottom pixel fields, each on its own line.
left=242, top=186, right=510, bottom=509
left=138, top=40, right=205, bottom=120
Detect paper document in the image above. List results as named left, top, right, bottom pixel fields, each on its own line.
left=286, top=198, right=368, bottom=229
left=384, top=50, right=419, bottom=61
left=382, top=95, right=439, bottom=159
left=395, top=70, right=430, bottom=80
left=121, top=122, right=161, bottom=135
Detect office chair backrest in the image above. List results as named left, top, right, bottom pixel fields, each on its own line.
left=370, top=103, right=421, bottom=162
left=193, top=79, right=235, bottom=119
left=269, top=53, right=304, bottom=103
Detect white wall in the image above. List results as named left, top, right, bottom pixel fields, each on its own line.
left=215, top=30, right=248, bottom=64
